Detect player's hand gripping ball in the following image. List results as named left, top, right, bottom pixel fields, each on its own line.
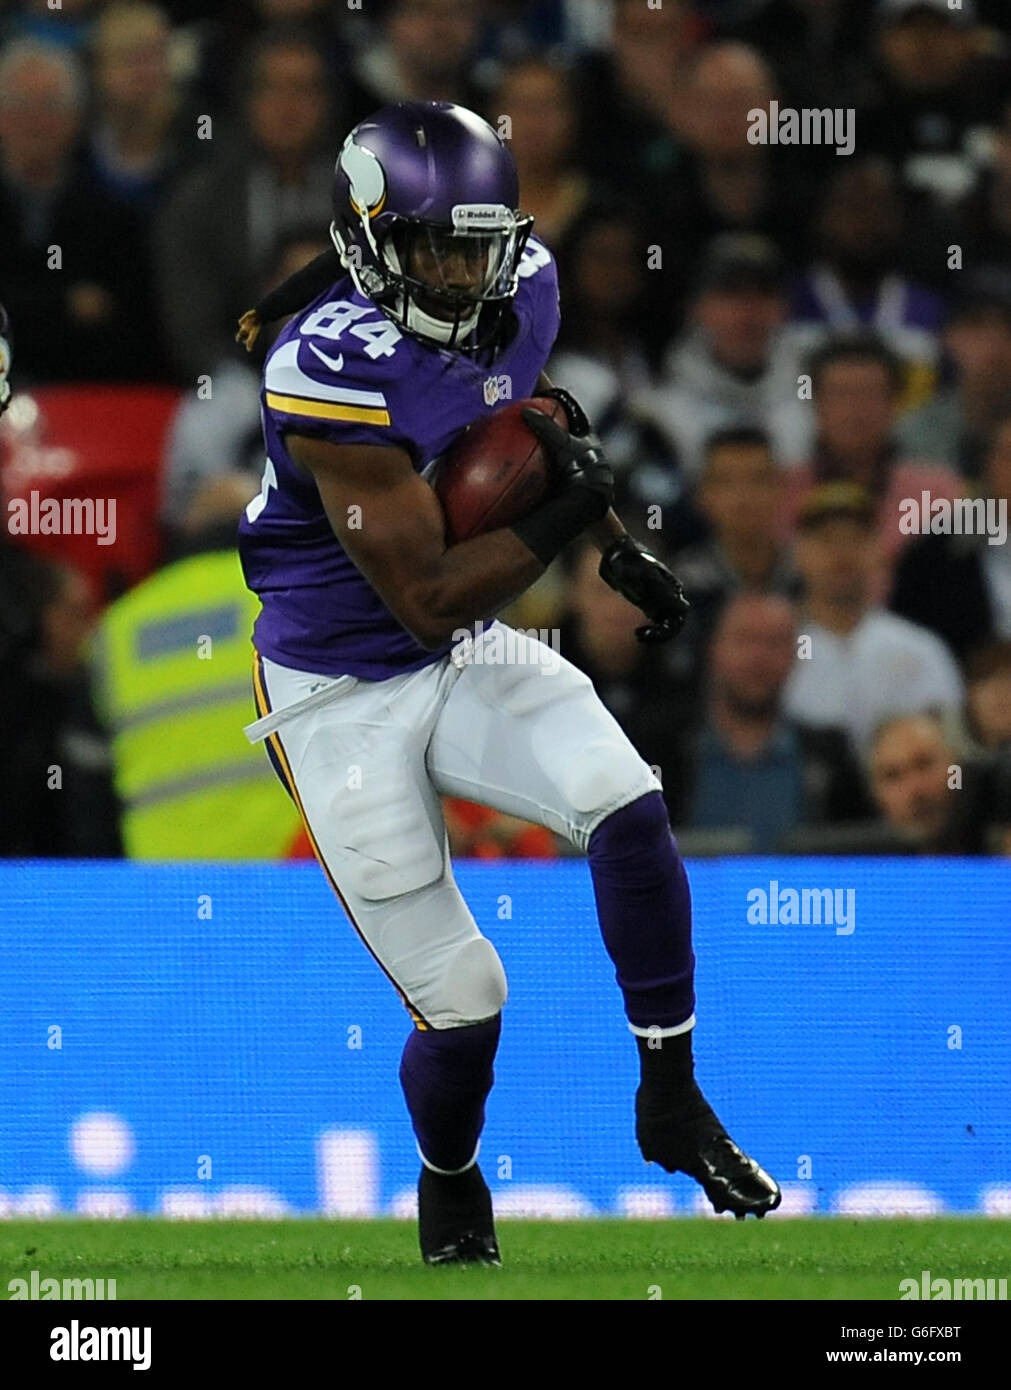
left=521, top=387, right=613, bottom=522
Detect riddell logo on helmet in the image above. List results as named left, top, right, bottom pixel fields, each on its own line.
left=452, top=204, right=513, bottom=231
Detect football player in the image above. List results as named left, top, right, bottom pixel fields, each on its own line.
left=238, top=102, right=780, bottom=1264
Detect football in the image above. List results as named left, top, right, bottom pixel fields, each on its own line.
left=432, top=395, right=568, bottom=543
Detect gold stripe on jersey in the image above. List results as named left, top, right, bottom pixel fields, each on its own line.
left=265, top=391, right=391, bottom=427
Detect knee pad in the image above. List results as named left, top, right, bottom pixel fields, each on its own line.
left=434, top=936, right=508, bottom=1024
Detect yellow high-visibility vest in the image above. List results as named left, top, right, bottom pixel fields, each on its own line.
left=92, top=549, right=300, bottom=860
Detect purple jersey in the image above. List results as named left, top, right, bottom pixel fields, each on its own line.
left=238, top=237, right=560, bottom=679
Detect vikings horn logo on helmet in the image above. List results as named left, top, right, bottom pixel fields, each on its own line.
left=339, top=134, right=387, bottom=219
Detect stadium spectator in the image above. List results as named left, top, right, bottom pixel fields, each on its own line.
left=867, top=711, right=1011, bottom=855
left=663, top=592, right=871, bottom=849
left=0, top=546, right=122, bottom=858
left=160, top=226, right=329, bottom=548
left=861, top=0, right=1009, bottom=208
left=638, top=233, right=812, bottom=482
left=867, top=712, right=958, bottom=849
left=963, top=642, right=1011, bottom=753
left=784, top=482, right=965, bottom=752
left=0, top=40, right=162, bottom=381
left=180, top=0, right=354, bottom=124
left=154, top=26, right=335, bottom=381
left=550, top=204, right=660, bottom=416
left=0, top=0, right=101, bottom=52
left=349, top=0, right=486, bottom=114
left=722, top=0, right=878, bottom=112
left=91, top=477, right=303, bottom=859
left=608, top=437, right=706, bottom=564
left=897, top=270, right=1011, bottom=479
left=890, top=415, right=1011, bottom=664
left=558, top=540, right=697, bottom=814
left=472, top=0, right=592, bottom=60
left=673, top=425, right=800, bottom=642
left=664, top=42, right=819, bottom=269
left=572, top=0, right=698, bottom=198
left=785, top=334, right=961, bottom=593
left=547, top=204, right=692, bottom=551
left=786, top=158, right=945, bottom=402
left=957, top=96, right=1011, bottom=271
left=83, top=0, right=194, bottom=212
left=490, top=57, right=589, bottom=249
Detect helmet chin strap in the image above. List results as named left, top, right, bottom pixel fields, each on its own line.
left=402, top=296, right=481, bottom=346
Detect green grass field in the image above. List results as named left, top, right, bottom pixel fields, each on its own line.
left=0, top=1217, right=1006, bottom=1300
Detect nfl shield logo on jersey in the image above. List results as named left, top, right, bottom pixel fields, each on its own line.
left=483, top=374, right=512, bottom=407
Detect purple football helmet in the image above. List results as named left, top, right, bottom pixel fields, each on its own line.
left=330, top=101, right=533, bottom=353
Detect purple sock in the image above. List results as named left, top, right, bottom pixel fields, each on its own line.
left=399, top=1015, right=501, bottom=1172
left=587, top=791, right=696, bottom=1031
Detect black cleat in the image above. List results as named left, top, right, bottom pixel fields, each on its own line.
left=423, top=1231, right=502, bottom=1266
left=418, top=1162, right=502, bottom=1266
left=636, top=1086, right=781, bottom=1220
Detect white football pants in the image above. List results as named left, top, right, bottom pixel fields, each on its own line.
left=249, top=625, right=660, bottom=1029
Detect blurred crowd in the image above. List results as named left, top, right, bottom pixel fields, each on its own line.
left=2, top=0, right=1011, bottom=860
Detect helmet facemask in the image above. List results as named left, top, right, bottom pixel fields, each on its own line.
left=332, top=204, right=533, bottom=353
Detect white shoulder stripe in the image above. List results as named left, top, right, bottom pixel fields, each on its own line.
left=265, top=340, right=388, bottom=408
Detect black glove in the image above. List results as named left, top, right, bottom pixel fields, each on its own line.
left=599, top=535, right=690, bottom=644
left=520, top=404, right=613, bottom=520
left=510, top=387, right=614, bottom=568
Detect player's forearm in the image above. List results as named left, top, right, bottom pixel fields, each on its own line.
left=414, top=528, right=545, bottom=647
left=588, top=509, right=629, bottom=551
left=414, top=492, right=616, bottom=647
left=422, top=497, right=617, bottom=645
